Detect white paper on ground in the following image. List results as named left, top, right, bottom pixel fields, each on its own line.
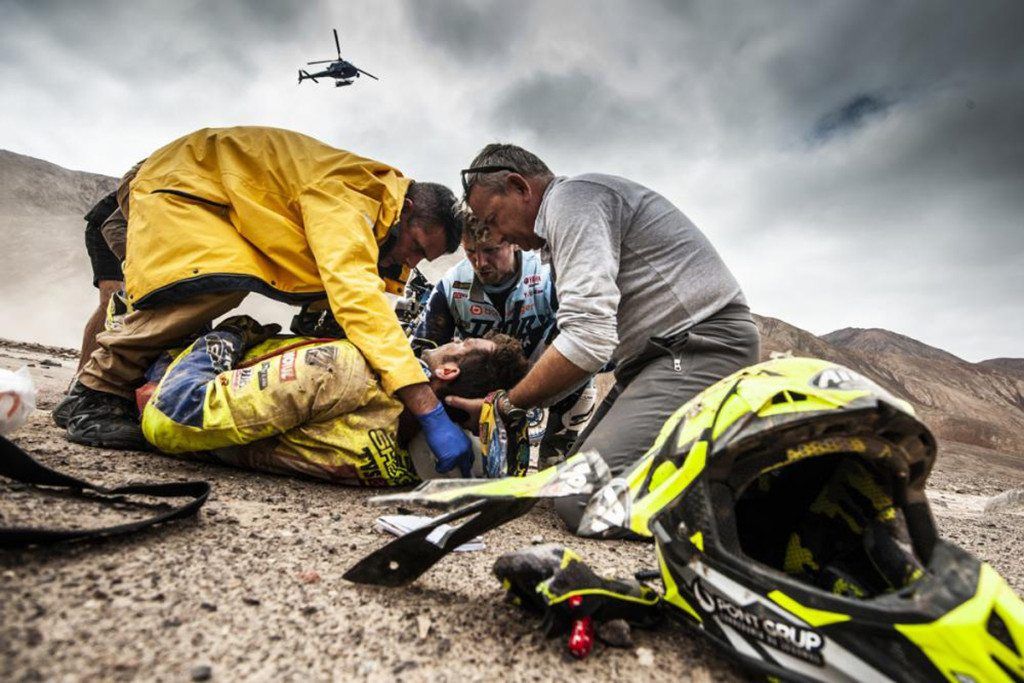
left=375, top=514, right=485, bottom=552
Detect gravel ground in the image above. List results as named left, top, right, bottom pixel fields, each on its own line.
left=1, top=341, right=1022, bottom=681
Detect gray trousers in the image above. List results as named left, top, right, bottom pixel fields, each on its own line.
left=553, top=303, right=761, bottom=533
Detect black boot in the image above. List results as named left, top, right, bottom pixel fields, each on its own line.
left=66, top=386, right=148, bottom=451
left=52, top=380, right=89, bottom=429
left=537, top=430, right=578, bottom=471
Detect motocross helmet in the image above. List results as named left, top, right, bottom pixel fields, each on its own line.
left=580, top=357, right=1024, bottom=682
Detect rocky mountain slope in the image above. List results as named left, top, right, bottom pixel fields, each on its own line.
left=979, top=358, right=1024, bottom=380
left=0, top=150, right=117, bottom=348
left=0, top=149, right=116, bottom=216
left=822, top=326, right=966, bottom=365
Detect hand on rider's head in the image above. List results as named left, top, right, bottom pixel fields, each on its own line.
left=443, top=395, right=486, bottom=428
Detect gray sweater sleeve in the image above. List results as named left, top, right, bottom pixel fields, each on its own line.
left=544, top=182, right=622, bottom=373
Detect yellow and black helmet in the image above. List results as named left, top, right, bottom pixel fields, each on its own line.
left=580, top=357, right=1024, bottom=682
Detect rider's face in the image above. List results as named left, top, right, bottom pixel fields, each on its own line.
left=463, top=235, right=517, bottom=286
left=421, top=337, right=495, bottom=370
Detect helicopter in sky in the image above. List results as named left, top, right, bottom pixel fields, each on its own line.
left=298, top=29, right=379, bottom=88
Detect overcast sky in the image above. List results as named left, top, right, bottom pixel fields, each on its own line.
left=1, top=0, right=1021, bottom=361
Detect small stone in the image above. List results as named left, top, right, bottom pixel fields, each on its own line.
left=392, top=660, right=418, bottom=674
left=298, top=570, right=321, bottom=584
left=416, top=614, right=431, bottom=640
left=530, top=535, right=545, bottom=545
left=690, top=667, right=714, bottom=683
left=200, top=602, right=218, bottom=612
left=242, top=596, right=260, bottom=606
left=596, top=619, right=633, bottom=648
left=636, top=646, right=655, bottom=667
left=190, top=664, right=213, bottom=681
left=25, top=627, right=43, bottom=647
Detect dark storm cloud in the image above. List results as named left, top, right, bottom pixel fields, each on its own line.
left=812, top=94, right=891, bottom=141
left=404, top=0, right=535, bottom=63
left=2, top=0, right=315, bottom=81
left=489, top=70, right=676, bottom=148
left=759, top=1, right=1024, bottom=139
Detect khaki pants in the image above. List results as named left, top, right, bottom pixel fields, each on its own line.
left=79, top=291, right=248, bottom=398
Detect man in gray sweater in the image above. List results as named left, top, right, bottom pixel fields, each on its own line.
left=447, top=144, right=760, bottom=534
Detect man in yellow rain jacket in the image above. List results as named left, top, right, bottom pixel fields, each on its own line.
left=137, top=316, right=529, bottom=484
left=63, top=127, right=475, bottom=474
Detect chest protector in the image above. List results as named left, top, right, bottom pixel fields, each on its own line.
left=439, top=251, right=555, bottom=360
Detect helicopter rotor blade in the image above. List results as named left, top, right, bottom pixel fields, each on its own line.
left=307, top=59, right=335, bottom=65
left=355, top=68, right=379, bottom=81
left=333, top=29, right=341, bottom=60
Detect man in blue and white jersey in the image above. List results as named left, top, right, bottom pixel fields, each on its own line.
left=416, top=225, right=595, bottom=465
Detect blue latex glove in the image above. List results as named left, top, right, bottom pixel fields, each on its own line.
left=417, top=403, right=474, bottom=477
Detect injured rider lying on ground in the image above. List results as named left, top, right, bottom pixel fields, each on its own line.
left=137, top=315, right=529, bottom=486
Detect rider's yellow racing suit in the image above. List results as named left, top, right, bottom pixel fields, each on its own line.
left=139, top=328, right=419, bottom=486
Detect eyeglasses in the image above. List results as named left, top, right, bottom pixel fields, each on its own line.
left=460, top=165, right=517, bottom=194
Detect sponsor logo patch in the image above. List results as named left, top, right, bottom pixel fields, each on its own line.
left=690, top=579, right=824, bottom=665
left=452, top=291, right=467, bottom=300
left=470, top=304, right=483, bottom=315
left=452, top=280, right=471, bottom=290
left=357, top=429, right=417, bottom=486
left=205, top=337, right=235, bottom=372
left=257, top=361, right=270, bottom=390
left=523, top=274, right=541, bottom=285
left=304, top=345, right=338, bottom=370
left=231, top=367, right=253, bottom=391
left=279, top=351, right=297, bottom=381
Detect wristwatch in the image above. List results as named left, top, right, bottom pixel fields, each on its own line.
left=494, top=390, right=527, bottom=423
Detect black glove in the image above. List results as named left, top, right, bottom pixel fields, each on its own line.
left=214, top=315, right=281, bottom=350
left=494, top=544, right=663, bottom=634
